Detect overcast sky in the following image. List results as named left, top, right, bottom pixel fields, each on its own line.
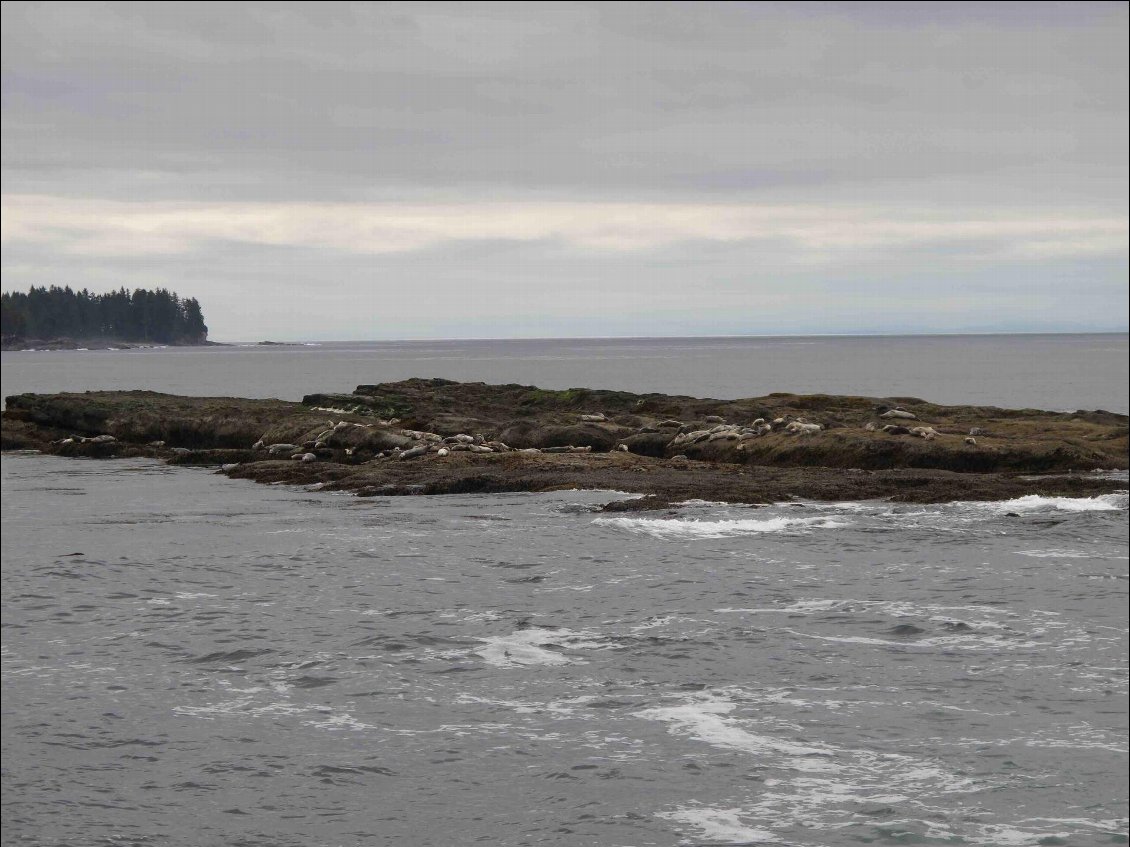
left=2, top=1, right=1127, bottom=340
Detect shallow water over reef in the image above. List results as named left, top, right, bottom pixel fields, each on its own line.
left=3, top=453, right=1126, bottom=845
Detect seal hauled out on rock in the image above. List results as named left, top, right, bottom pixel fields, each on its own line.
left=881, top=424, right=912, bottom=435
left=399, top=444, right=429, bottom=460
left=785, top=421, right=822, bottom=436
left=881, top=409, right=918, bottom=421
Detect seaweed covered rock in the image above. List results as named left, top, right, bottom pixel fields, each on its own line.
left=3, top=381, right=1127, bottom=507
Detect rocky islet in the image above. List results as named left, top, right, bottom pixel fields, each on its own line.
left=2, top=378, right=1126, bottom=510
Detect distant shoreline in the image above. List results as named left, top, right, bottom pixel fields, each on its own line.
left=5, top=332, right=1123, bottom=350
left=1, top=336, right=223, bottom=352
left=206, top=330, right=1130, bottom=345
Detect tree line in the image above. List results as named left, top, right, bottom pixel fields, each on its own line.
left=1, top=286, right=208, bottom=343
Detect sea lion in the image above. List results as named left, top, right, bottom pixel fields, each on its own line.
left=964, top=436, right=977, bottom=446
left=399, top=444, right=428, bottom=460
left=704, top=415, right=726, bottom=424
left=881, top=409, right=917, bottom=420
left=881, top=425, right=911, bottom=435
left=580, top=413, right=606, bottom=422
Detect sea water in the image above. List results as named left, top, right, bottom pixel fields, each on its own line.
left=2, top=335, right=1127, bottom=846
left=3, top=333, right=1128, bottom=413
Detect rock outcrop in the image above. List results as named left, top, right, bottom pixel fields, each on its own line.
left=4, top=379, right=1127, bottom=509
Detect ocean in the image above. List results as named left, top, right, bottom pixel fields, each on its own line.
left=3, top=333, right=1128, bottom=413
left=2, top=334, right=1127, bottom=846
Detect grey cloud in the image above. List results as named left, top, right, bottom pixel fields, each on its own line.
left=3, top=2, right=1126, bottom=203
left=2, top=2, right=1126, bottom=337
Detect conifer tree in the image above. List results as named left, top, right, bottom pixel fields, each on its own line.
left=1, top=286, right=209, bottom=343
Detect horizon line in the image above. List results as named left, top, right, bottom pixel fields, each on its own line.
left=211, top=329, right=1130, bottom=344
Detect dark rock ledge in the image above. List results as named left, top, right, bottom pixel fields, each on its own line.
left=3, top=378, right=1126, bottom=511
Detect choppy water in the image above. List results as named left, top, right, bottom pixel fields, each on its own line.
left=3, top=333, right=1128, bottom=413
left=3, top=453, right=1127, bottom=846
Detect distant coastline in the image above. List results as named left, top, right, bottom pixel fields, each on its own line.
left=208, top=330, right=1130, bottom=346
left=1, top=286, right=211, bottom=351
left=0, top=336, right=224, bottom=352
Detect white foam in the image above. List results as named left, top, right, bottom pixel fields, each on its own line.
left=641, top=690, right=984, bottom=842
left=1015, top=548, right=1097, bottom=558
left=715, top=598, right=844, bottom=615
left=785, top=628, right=1045, bottom=652
left=475, top=627, right=600, bottom=667
left=593, top=515, right=851, bottom=540
left=657, top=806, right=777, bottom=844
left=716, top=599, right=1019, bottom=628
left=304, top=711, right=373, bottom=731
left=637, top=696, right=835, bottom=761
left=981, top=492, right=1127, bottom=513
left=455, top=692, right=592, bottom=717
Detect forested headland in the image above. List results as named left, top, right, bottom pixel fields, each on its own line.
left=1, top=286, right=209, bottom=348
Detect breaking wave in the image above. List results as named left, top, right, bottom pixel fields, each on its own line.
left=592, top=515, right=852, bottom=539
